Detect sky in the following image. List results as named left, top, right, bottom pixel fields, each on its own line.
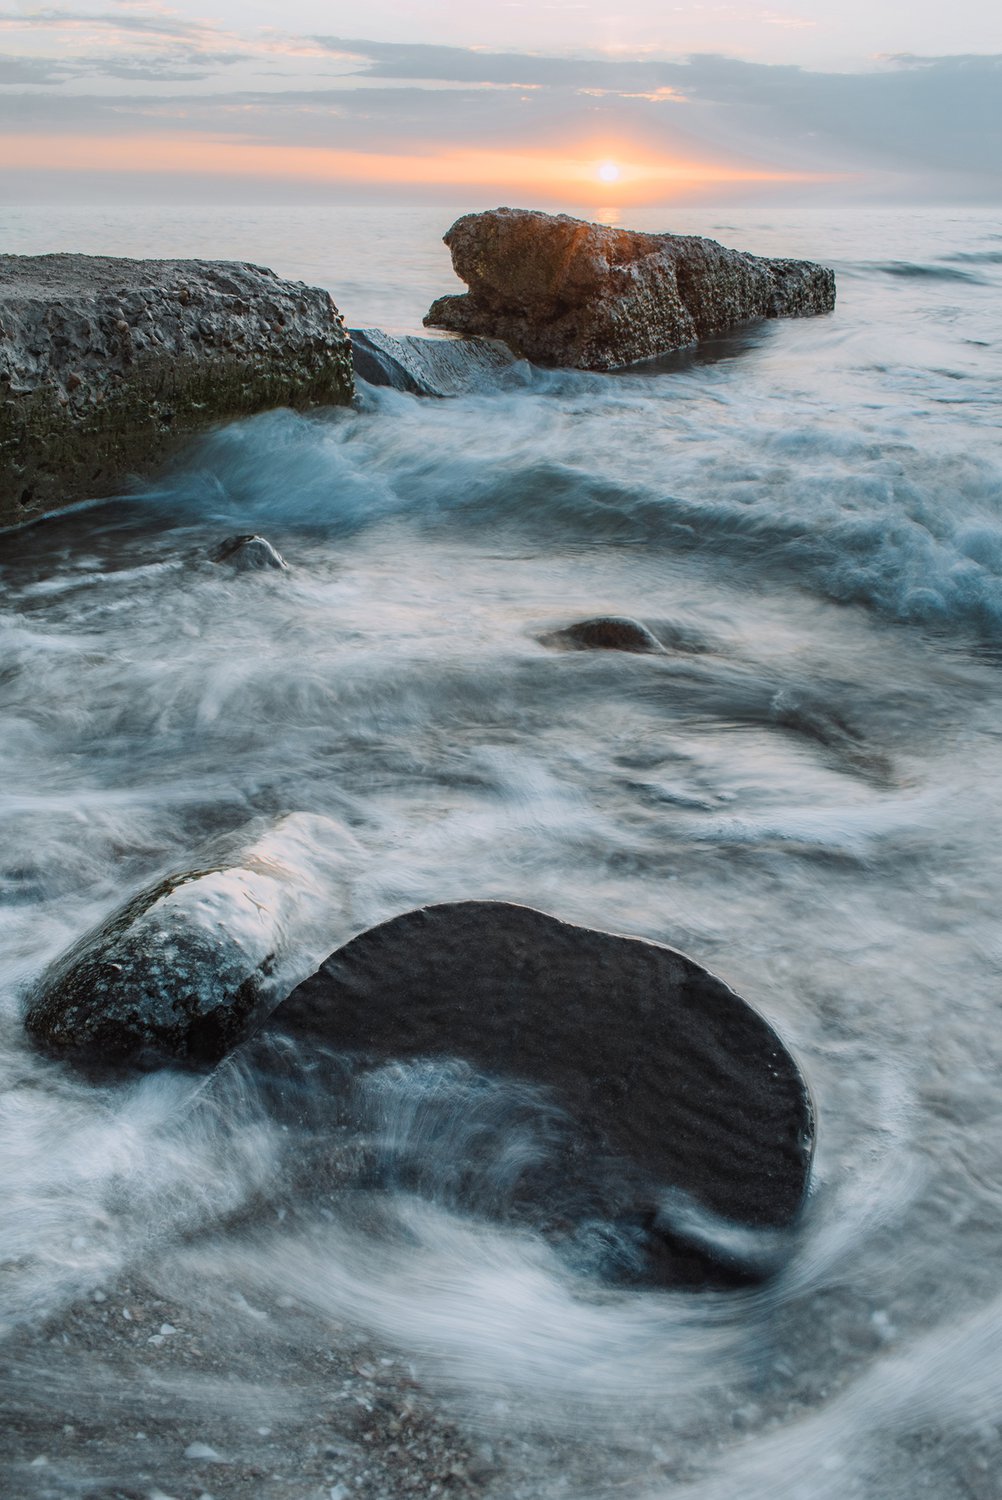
left=0, top=1, right=999, bottom=207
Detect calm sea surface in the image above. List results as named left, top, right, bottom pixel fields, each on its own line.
left=2, top=203, right=1002, bottom=1499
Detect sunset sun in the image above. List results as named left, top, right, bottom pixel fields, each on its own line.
left=596, top=159, right=621, bottom=183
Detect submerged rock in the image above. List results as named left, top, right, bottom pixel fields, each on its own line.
left=270, top=900, right=814, bottom=1286
left=0, top=255, right=354, bottom=528
left=540, top=616, right=667, bottom=654
left=349, top=327, right=517, bottom=396
left=425, top=208, right=836, bottom=370
left=24, top=813, right=359, bottom=1069
left=212, top=534, right=288, bottom=571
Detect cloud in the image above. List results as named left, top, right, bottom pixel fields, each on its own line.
left=0, top=24, right=999, bottom=201
left=0, top=53, right=69, bottom=83
left=0, top=7, right=227, bottom=45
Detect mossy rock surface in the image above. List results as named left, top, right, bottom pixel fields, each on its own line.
left=0, top=254, right=354, bottom=527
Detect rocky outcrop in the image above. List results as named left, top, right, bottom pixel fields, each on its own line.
left=350, top=327, right=517, bottom=396
left=24, top=813, right=358, bottom=1069
left=269, top=900, right=814, bottom=1286
left=425, top=208, right=836, bottom=370
left=0, top=255, right=354, bottom=528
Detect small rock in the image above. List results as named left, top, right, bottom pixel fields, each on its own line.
left=212, top=534, right=288, bottom=572
left=24, top=811, right=359, bottom=1070
left=349, top=327, right=517, bottom=396
left=540, top=616, right=667, bottom=654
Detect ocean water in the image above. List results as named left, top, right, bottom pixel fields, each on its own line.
left=1, top=204, right=1002, bottom=1500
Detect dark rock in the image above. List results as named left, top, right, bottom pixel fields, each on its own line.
left=212, top=533, right=288, bottom=571
left=349, top=327, right=517, bottom=396
left=269, top=900, right=814, bottom=1286
left=24, top=813, right=357, bottom=1069
left=0, top=255, right=354, bottom=528
left=540, top=616, right=667, bottom=654
left=424, top=208, right=836, bottom=370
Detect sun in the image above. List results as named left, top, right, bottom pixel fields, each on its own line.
left=596, top=160, right=621, bottom=184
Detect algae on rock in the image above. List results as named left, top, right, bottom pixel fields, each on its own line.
left=0, top=254, right=354, bottom=527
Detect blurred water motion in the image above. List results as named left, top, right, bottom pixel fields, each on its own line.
left=1, top=204, right=1001, bottom=1499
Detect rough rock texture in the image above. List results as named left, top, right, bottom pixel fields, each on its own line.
left=0, top=255, right=354, bottom=528
left=350, top=326, right=517, bottom=395
left=270, top=900, right=815, bottom=1286
left=540, top=616, right=667, bottom=654
left=24, top=813, right=359, bottom=1069
left=424, top=208, right=836, bottom=370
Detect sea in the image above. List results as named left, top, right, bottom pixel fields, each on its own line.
left=1, top=202, right=1001, bottom=1500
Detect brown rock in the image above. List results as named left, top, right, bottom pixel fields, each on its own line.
left=425, top=207, right=836, bottom=370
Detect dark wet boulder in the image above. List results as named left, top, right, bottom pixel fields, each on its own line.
left=0, top=255, right=353, bottom=528
left=540, top=616, right=667, bottom=654
left=269, top=901, right=814, bottom=1287
left=349, top=327, right=517, bottom=396
left=24, top=813, right=358, bottom=1070
left=212, top=534, right=288, bottom=571
left=424, top=208, right=836, bottom=370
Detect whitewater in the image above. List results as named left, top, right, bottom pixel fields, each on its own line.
left=1, top=203, right=1001, bottom=1500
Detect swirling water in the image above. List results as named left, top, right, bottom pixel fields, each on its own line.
left=1, top=204, right=1002, bottom=1499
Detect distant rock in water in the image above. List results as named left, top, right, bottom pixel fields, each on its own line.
left=0, top=255, right=354, bottom=528
left=213, top=534, right=288, bottom=571
left=540, top=616, right=667, bottom=654
left=24, top=813, right=359, bottom=1070
left=349, top=327, right=517, bottom=396
left=424, top=208, right=836, bottom=370
left=269, top=901, right=814, bottom=1287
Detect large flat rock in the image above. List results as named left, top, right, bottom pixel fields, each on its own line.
left=425, top=207, right=836, bottom=370
left=0, top=255, right=354, bottom=527
left=269, top=900, right=815, bottom=1286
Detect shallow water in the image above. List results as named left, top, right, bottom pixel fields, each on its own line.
left=2, top=205, right=1002, bottom=1499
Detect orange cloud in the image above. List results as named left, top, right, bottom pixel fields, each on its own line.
left=0, top=133, right=834, bottom=198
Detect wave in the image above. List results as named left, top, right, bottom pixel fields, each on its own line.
left=861, top=260, right=988, bottom=285
left=161, top=395, right=1002, bottom=644
left=943, top=249, right=1002, bottom=266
